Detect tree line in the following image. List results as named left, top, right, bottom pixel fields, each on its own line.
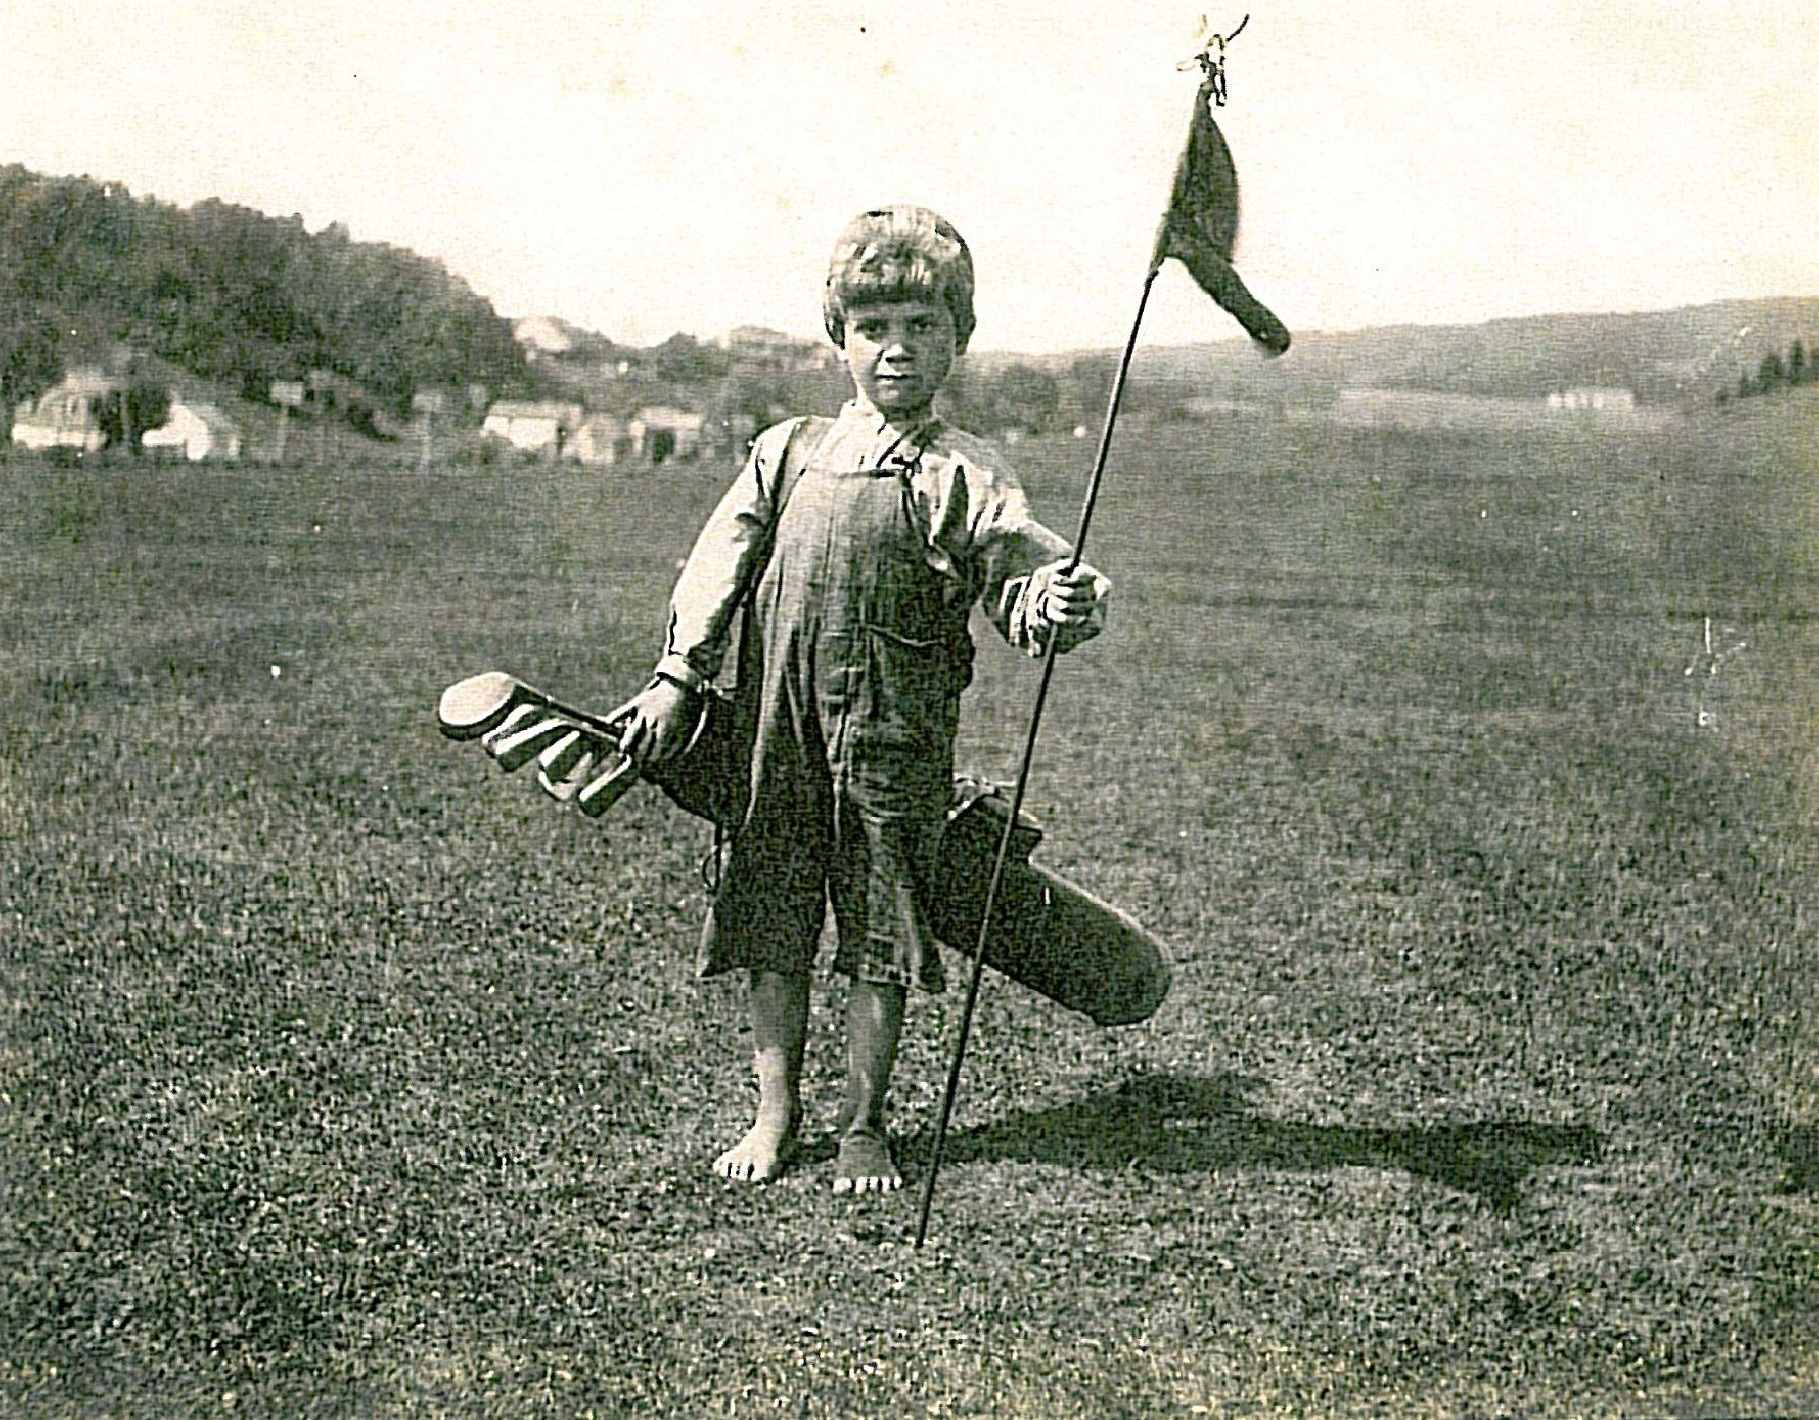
left=0, top=165, right=529, bottom=423
left=0, top=161, right=1254, bottom=453
left=694, top=354, right=1117, bottom=441
left=1718, top=338, right=1816, bottom=405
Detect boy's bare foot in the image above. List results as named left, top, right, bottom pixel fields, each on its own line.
left=832, top=1129, right=900, bottom=1195
left=713, top=1111, right=799, bottom=1184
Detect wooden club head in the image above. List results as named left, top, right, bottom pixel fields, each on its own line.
left=437, top=672, right=524, bottom=741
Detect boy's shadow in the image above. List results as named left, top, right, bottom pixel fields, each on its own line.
left=929, top=1072, right=1604, bottom=1210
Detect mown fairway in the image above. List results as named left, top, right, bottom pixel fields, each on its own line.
left=3, top=401, right=1818, bottom=1418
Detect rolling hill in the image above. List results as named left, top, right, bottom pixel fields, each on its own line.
left=1053, top=296, right=1819, bottom=411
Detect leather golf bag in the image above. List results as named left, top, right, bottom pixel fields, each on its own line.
left=641, top=648, right=1169, bottom=1026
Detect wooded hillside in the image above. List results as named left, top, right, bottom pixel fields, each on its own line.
left=0, top=166, right=529, bottom=420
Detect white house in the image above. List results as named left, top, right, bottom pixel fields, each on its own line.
left=482, top=399, right=584, bottom=455
left=563, top=412, right=634, bottom=466
left=630, top=405, right=705, bottom=463
left=9, top=369, right=120, bottom=453
left=142, top=401, right=243, bottom=462
left=1546, top=387, right=1636, bottom=413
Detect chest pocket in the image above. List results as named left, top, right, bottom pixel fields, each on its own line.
left=862, top=475, right=974, bottom=691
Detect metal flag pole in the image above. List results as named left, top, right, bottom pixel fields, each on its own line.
left=911, top=36, right=1288, bottom=1245
left=913, top=259, right=1164, bottom=1249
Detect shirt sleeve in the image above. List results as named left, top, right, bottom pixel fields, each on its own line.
left=921, top=433, right=1110, bottom=657
left=653, top=419, right=800, bottom=689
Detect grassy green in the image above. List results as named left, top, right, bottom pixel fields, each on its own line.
left=2, top=397, right=1817, bottom=1418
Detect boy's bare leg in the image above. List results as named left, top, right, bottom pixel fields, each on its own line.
left=713, top=969, right=808, bottom=1183
left=833, top=978, right=906, bottom=1195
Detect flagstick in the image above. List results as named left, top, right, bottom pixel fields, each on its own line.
left=914, top=261, right=1163, bottom=1249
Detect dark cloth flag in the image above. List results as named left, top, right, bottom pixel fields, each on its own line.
left=1151, top=79, right=1291, bottom=355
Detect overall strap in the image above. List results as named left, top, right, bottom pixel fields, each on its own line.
left=769, top=413, right=833, bottom=525
left=730, top=413, right=838, bottom=683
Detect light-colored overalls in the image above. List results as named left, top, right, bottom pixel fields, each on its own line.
left=699, top=416, right=971, bottom=992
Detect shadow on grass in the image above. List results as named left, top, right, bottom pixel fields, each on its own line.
left=1777, top=1125, right=1818, bottom=1193
left=932, top=1073, right=1603, bottom=1209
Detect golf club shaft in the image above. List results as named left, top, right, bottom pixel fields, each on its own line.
left=506, top=681, right=627, bottom=742
left=914, top=264, right=1161, bottom=1248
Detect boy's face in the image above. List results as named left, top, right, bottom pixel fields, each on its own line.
left=841, top=299, right=957, bottom=418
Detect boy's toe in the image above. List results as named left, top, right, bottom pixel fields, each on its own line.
left=712, top=1117, right=799, bottom=1184
left=834, top=1131, right=900, bottom=1196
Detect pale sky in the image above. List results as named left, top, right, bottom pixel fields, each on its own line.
left=3, top=2, right=1814, bottom=353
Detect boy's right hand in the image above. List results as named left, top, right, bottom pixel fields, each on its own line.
left=612, top=676, right=699, bottom=766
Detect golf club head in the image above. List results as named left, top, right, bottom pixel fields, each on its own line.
left=489, top=714, right=596, bottom=773
left=536, top=758, right=589, bottom=802
left=438, top=671, right=628, bottom=744
left=535, top=728, right=591, bottom=781
left=441, top=668, right=646, bottom=822
left=575, top=755, right=642, bottom=817
left=535, top=749, right=636, bottom=809
left=437, top=671, right=526, bottom=740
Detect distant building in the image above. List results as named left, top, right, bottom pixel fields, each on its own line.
left=9, top=368, right=120, bottom=454
left=305, top=368, right=370, bottom=413
left=482, top=399, right=584, bottom=455
left=1547, top=387, right=1636, bottom=412
left=1181, top=396, right=1265, bottom=418
left=564, top=412, right=635, bottom=466
left=409, top=385, right=486, bottom=422
left=631, top=405, right=705, bottom=463
left=702, top=411, right=758, bottom=463
left=141, top=401, right=242, bottom=462
left=1334, top=388, right=1558, bottom=433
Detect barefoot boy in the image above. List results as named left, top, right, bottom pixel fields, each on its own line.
left=617, top=205, right=1110, bottom=1193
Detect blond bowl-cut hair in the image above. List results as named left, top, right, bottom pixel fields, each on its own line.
left=822, top=205, right=977, bottom=356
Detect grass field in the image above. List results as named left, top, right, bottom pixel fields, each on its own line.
left=3, top=398, right=1817, bottom=1418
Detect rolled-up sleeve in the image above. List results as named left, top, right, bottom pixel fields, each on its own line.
left=654, top=419, right=800, bottom=689
left=917, top=432, right=1108, bottom=657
